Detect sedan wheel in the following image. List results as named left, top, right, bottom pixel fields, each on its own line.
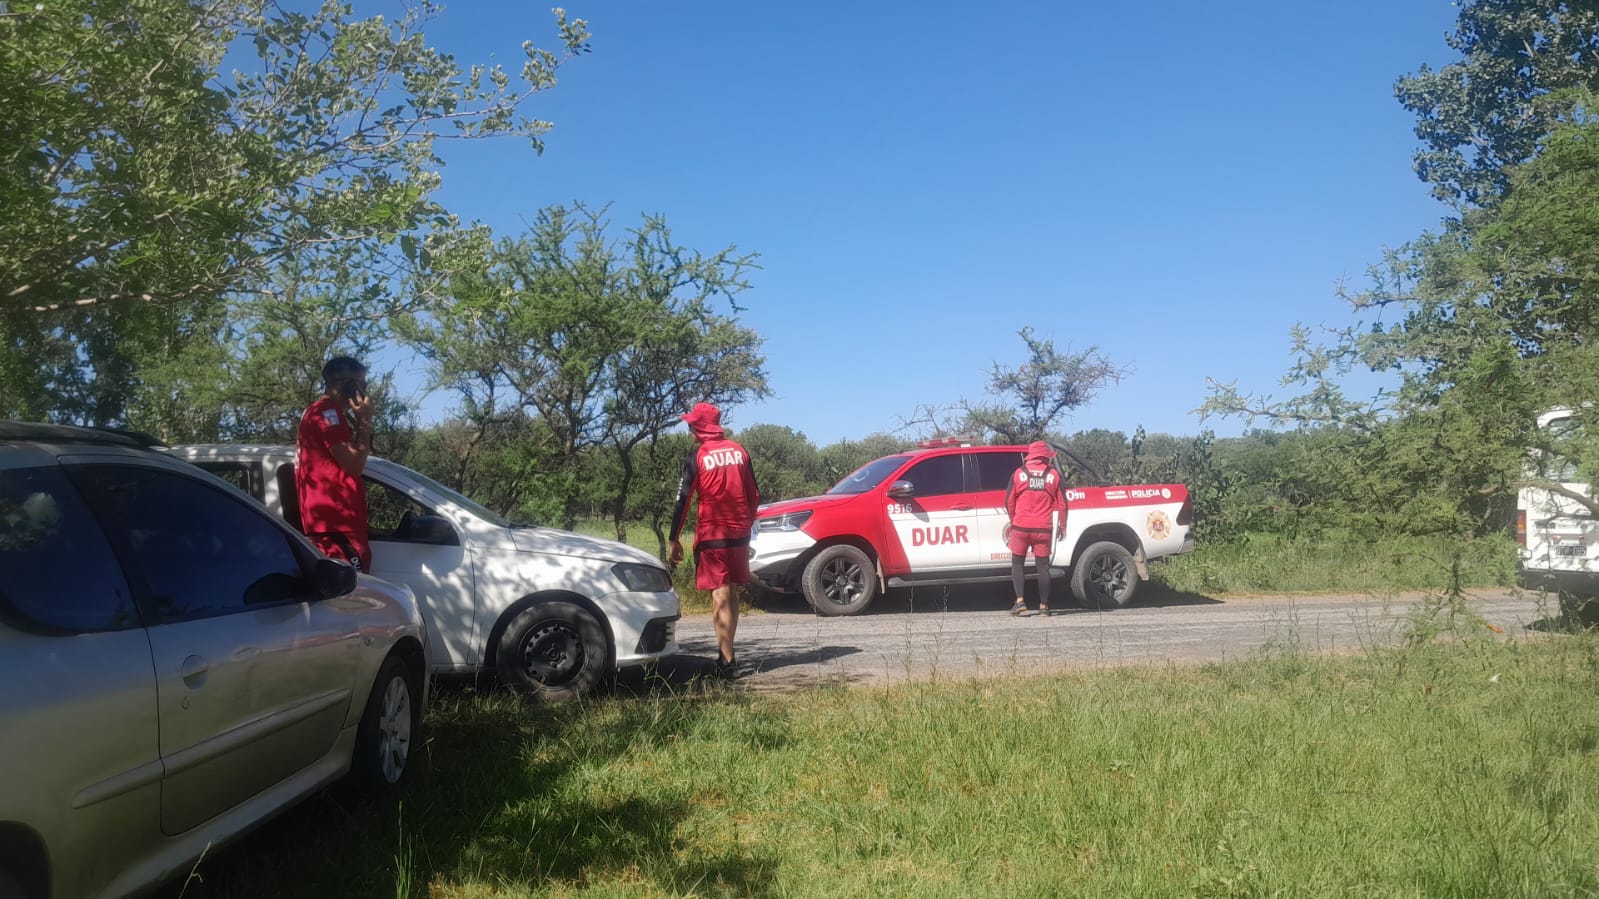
left=497, top=601, right=609, bottom=703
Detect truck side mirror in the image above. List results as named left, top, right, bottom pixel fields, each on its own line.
left=887, top=480, right=915, bottom=498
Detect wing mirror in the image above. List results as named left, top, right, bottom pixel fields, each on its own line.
left=312, top=557, right=358, bottom=598
left=408, top=514, right=460, bottom=546
left=886, top=480, right=915, bottom=498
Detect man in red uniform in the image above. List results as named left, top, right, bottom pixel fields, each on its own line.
left=1003, top=441, right=1067, bottom=617
left=668, top=402, right=760, bottom=677
left=296, top=356, right=375, bottom=572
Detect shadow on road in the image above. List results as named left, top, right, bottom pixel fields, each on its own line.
left=611, top=643, right=869, bottom=696
left=750, top=579, right=1223, bottom=617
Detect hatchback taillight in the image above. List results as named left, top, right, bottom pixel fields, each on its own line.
left=1516, top=509, right=1527, bottom=547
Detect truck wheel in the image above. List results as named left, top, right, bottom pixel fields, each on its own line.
left=497, top=601, right=609, bottom=702
left=802, top=545, right=878, bottom=616
left=1071, top=541, right=1138, bottom=609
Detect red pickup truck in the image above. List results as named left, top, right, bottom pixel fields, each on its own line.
left=748, top=439, right=1193, bottom=615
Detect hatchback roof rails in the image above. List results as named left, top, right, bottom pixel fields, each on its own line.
left=0, top=420, right=167, bottom=449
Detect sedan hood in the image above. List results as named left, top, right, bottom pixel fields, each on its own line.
left=510, top=527, right=666, bottom=569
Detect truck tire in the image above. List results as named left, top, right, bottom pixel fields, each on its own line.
left=802, top=545, right=878, bottom=616
left=1071, top=541, right=1138, bottom=609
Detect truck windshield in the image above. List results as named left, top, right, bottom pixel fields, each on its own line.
left=827, top=454, right=910, bottom=495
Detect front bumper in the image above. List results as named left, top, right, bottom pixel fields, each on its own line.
left=748, top=528, right=817, bottom=592
left=604, top=589, right=682, bottom=667
left=1517, top=565, right=1599, bottom=597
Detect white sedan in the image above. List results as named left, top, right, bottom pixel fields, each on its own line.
left=171, top=445, right=681, bottom=702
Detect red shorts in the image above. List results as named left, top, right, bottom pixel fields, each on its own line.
left=1007, top=527, right=1053, bottom=560
left=308, top=531, right=372, bottom=573
left=694, top=542, right=751, bottom=591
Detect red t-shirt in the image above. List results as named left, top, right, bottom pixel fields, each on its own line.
left=669, top=436, right=760, bottom=542
left=296, top=396, right=367, bottom=536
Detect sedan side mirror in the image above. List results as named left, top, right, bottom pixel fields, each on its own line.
left=886, top=480, right=915, bottom=499
left=313, top=557, right=358, bottom=598
left=409, top=514, right=460, bottom=546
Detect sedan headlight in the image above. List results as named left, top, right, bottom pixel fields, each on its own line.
left=755, top=510, right=813, bottom=533
left=612, top=562, right=673, bottom=592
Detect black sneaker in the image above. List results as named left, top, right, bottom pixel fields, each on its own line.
left=1038, top=604, right=1052, bottom=618
left=715, top=654, right=740, bottom=680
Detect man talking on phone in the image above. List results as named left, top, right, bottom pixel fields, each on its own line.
left=296, top=355, right=376, bottom=571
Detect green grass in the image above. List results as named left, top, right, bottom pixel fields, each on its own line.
left=174, top=628, right=1599, bottom=899
left=1157, top=532, right=1520, bottom=597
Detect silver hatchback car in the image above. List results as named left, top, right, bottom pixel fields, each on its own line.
left=0, top=423, right=430, bottom=899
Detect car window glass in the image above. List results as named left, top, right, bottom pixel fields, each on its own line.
left=276, top=462, right=304, bottom=531
left=827, top=454, right=910, bottom=496
left=195, top=462, right=255, bottom=498
left=365, top=477, right=434, bottom=539
left=71, top=465, right=309, bottom=623
left=974, top=452, right=1026, bottom=492
left=902, top=455, right=965, bottom=497
left=0, top=465, right=138, bottom=632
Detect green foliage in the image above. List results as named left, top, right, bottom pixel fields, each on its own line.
left=1204, top=3, right=1599, bottom=544
left=1, top=0, right=589, bottom=313
left=400, top=203, right=769, bottom=532
left=1158, top=532, right=1518, bottom=596
left=0, top=0, right=587, bottom=434
left=736, top=424, right=828, bottom=502
left=1396, top=0, right=1599, bottom=206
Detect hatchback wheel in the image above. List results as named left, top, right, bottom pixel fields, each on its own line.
left=351, top=655, right=420, bottom=794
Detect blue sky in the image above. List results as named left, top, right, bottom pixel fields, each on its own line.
left=410, top=0, right=1461, bottom=446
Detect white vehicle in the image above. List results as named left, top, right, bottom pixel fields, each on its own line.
left=1517, top=408, right=1599, bottom=613
left=170, top=445, right=680, bottom=702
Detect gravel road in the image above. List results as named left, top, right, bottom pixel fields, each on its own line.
left=620, top=584, right=1558, bottom=693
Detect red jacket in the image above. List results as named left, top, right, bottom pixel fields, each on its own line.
left=1004, top=445, right=1066, bottom=531
left=670, top=435, right=760, bottom=542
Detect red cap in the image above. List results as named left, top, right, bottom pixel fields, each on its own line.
left=683, top=402, right=724, bottom=439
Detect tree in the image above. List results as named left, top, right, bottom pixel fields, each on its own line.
left=1, top=0, right=589, bottom=313
left=0, top=0, right=589, bottom=431
left=959, top=327, right=1127, bottom=443
left=737, top=424, right=826, bottom=503
left=1396, top=0, right=1599, bottom=207
left=403, top=203, right=769, bottom=533
left=1203, top=4, right=1599, bottom=542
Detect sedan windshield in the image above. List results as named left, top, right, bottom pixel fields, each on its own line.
left=390, top=465, right=513, bottom=528
left=826, top=454, right=910, bottom=495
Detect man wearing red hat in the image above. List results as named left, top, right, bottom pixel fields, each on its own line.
left=669, top=402, right=760, bottom=676
left=1003, top=440, right=1067, bottom=617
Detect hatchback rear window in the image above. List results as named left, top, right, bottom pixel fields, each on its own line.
left=0, top=465, right=138, bottom=632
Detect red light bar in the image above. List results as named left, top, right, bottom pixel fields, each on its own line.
left=916, top=436, right=972, bottom=449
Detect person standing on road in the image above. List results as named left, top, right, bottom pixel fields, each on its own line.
left=296, top=355, right=375, bottom=572
left=1004, top=440, right=1067, bottom=617
left=669, top=402, right=760, bottom=677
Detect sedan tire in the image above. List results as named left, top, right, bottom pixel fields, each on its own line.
left=497, top=601, right=609, bottom=703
